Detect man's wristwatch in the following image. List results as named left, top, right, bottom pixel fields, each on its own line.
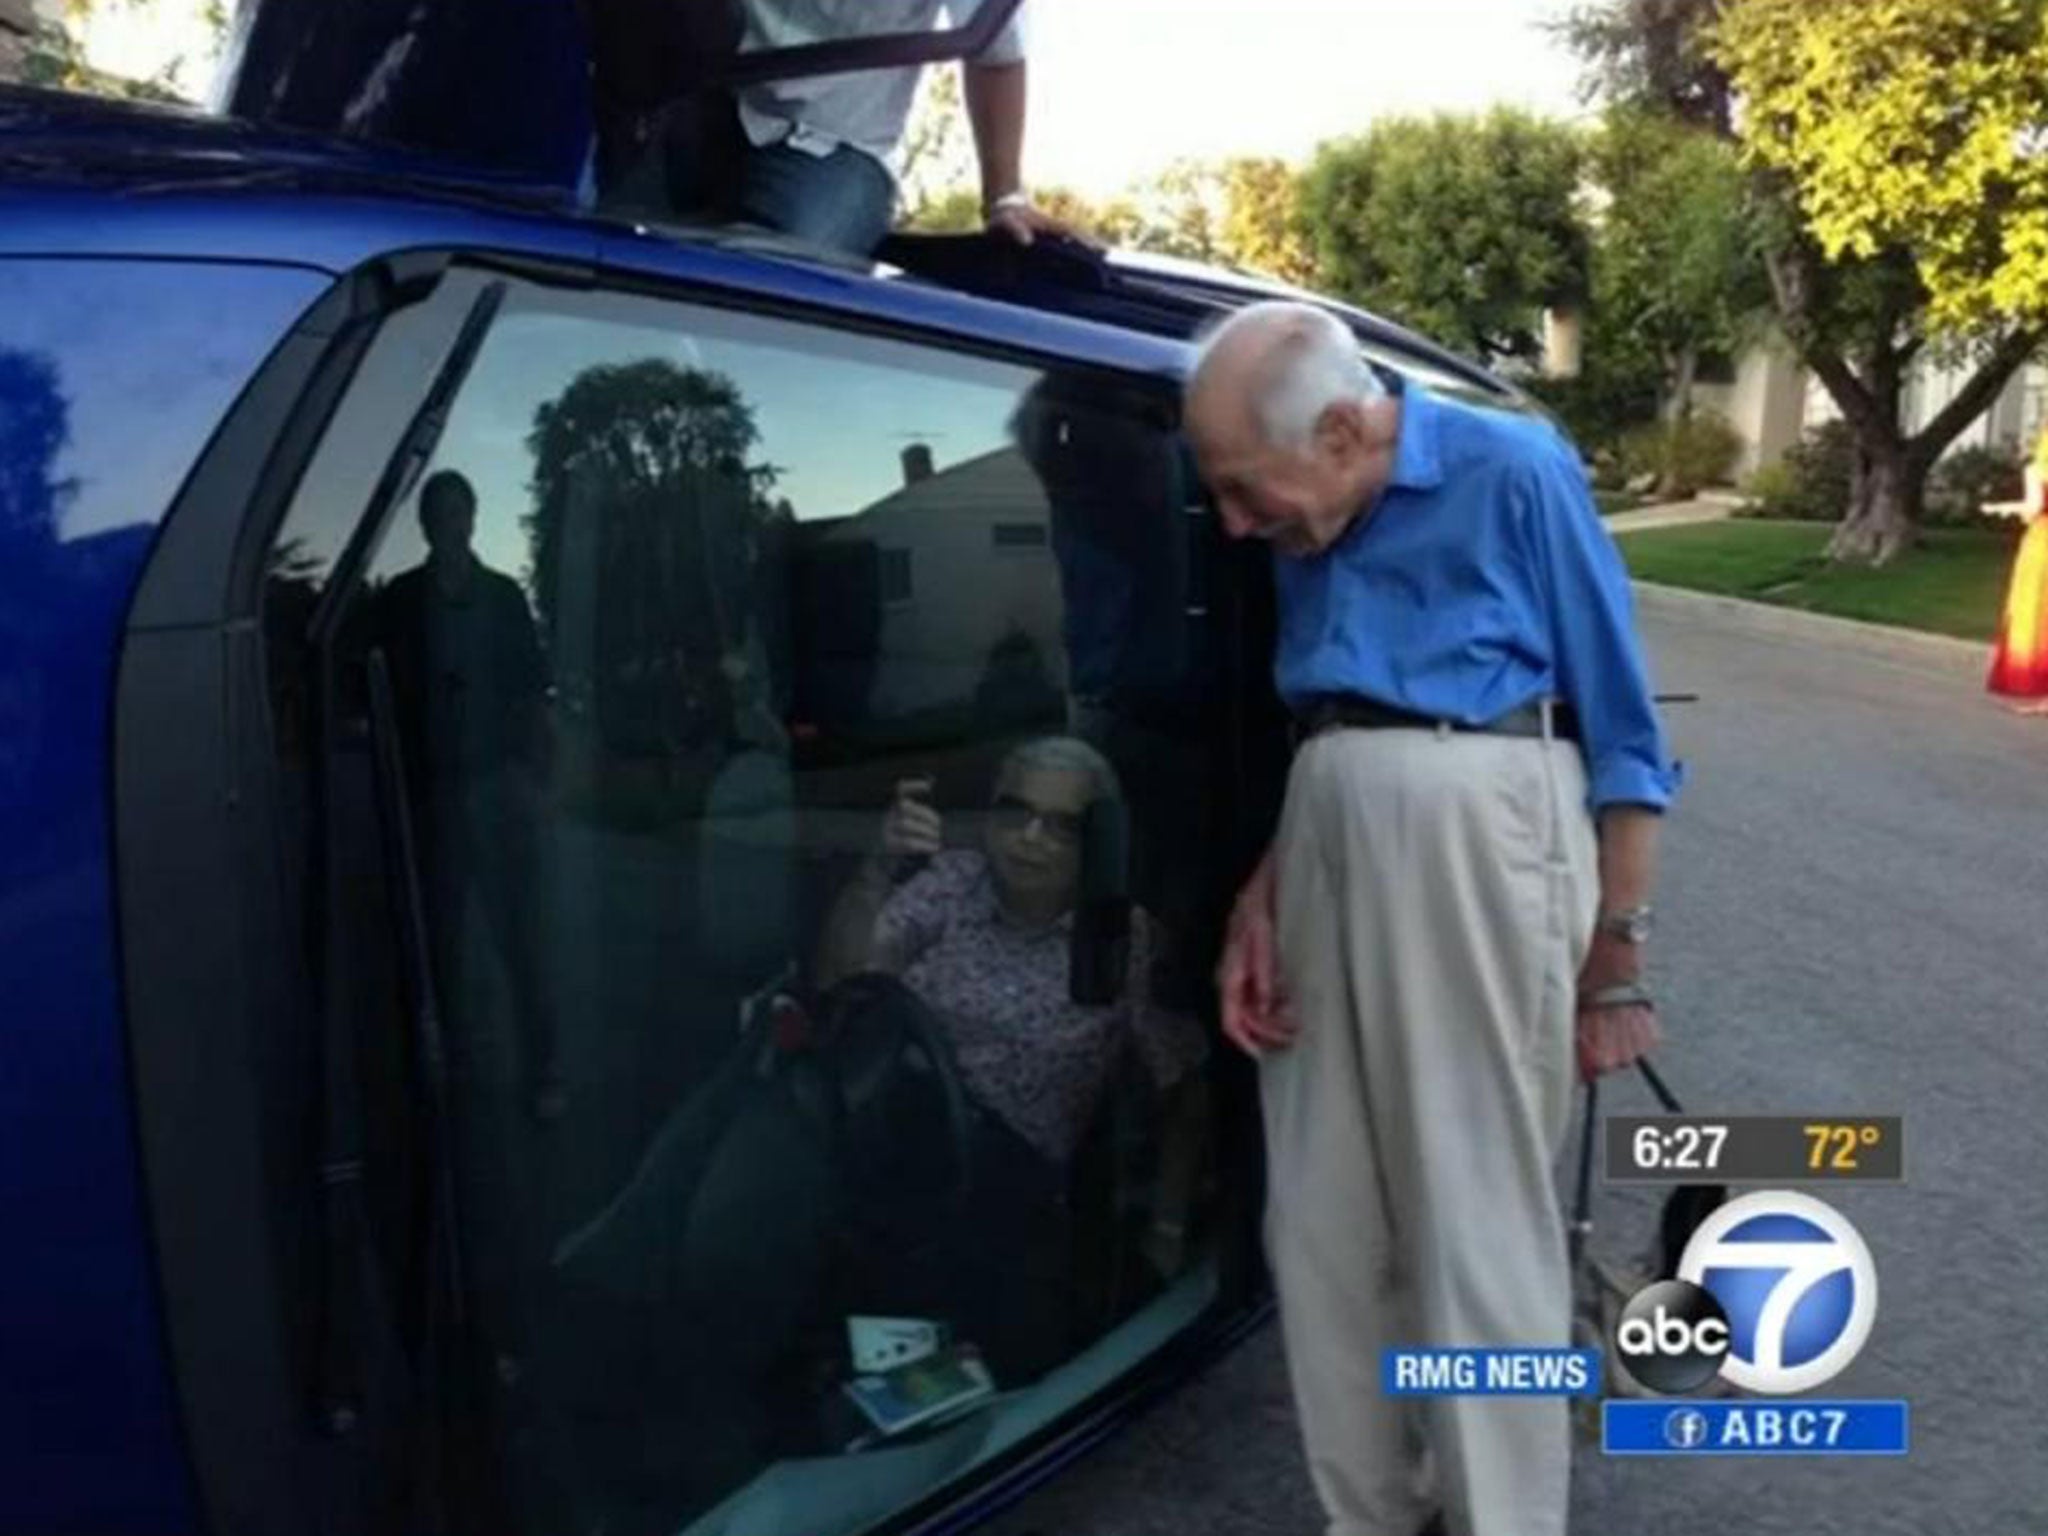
left=1597, top=904, right=1654, bottom=944
left=985, top=190, right=1032, bottom=217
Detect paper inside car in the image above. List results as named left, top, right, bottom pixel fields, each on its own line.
left=841, top=1321, right=996, bottom=1441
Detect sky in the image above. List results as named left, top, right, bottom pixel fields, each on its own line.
left=1025, top=0, right=1593, bottom=196
left=74, top=0, right=220, bottom=101
left=79, top=0, right=1595, bottom=196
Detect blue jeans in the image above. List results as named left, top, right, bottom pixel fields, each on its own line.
left=731, top=141, right=896, bottom=255
left=620, top=94, right=898, bottom=256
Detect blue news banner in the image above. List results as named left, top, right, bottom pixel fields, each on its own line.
left=1602, top=1401, right=1909, bottom=1456
left=1383, top=1349, right=1601, bottom=1397
left=1381, top=1352, right=1908, bottom=1456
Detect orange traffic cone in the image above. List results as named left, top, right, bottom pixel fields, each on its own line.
left=1987, top=432, right=2048, bottom=708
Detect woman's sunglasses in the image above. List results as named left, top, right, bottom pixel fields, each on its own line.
left=990, top=793, right=1085, bottom=847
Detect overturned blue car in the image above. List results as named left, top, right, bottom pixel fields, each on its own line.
left=0, top=6, right=1538, bottom=1533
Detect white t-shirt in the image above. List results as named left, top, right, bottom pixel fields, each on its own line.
left=735, top=0, right=1028, bottom=174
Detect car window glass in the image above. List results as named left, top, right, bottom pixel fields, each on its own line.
left=272, top=278, right=1230, bottom=1536
left=265, top=269, right=500, bottom=594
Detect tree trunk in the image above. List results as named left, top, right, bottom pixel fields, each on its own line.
left=1666, top=347, right=1699, bottom=423
left=1827, top=326, right=2046, bottom=565
left=1653, top=347, right=1700, bottom=498
left=1846, top=442, right=1871, bottom=524
left=1826, top=349, right=1914, bottom=566
left=1760, top=233, right=2043, bottom=565
left=1826, top=436, right=1920, bottom=565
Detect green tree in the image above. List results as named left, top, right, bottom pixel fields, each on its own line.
left=896, top=65, right=976, bottom=229
left=1590, top=108, right=1767, bottom=425
left=1296, top=108, right=1591, bottom=367
left=1043, top=185, right=1143, bottom=248
left=1216, top=156, right=1315, bottom=286
left=1556, top=0, right=1734, bottom=135
left=1713, top=0, right=2048, bottom=562
left=1563, top=0, right=2048, bottom=563
left=1714, top=0, right=2048, bottom=336
left=900, top=180, right=1143, bottom=246
left=524, top=361, right=781, bottom=752
left=1123, top=157, right=1225, bottom=263
left=899, top=144, right=1308, bottom=278
left=903, top=185, right=986, bottom=235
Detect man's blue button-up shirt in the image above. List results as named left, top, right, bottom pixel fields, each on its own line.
left=1273, top=381, right=1683, bottom=811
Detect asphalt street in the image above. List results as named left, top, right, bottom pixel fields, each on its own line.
left=990, top=588, right=2048, bottom=1536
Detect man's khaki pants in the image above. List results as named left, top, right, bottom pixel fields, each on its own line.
left=1262, top=727, right=1598, bottom=1536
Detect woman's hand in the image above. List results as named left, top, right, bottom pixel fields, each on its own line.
left=880, top=777, right=943, bottom=863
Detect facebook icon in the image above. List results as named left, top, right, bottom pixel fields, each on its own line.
left=1664, top=1409, right=1710, bottom=1450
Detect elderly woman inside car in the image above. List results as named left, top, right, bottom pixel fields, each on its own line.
left=817, top=734, right=1210, bottom=1375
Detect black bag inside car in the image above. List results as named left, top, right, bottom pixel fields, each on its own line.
left=539, top=973, right=979, bottom=1525
left=552, top=971, right=973, bottom=1310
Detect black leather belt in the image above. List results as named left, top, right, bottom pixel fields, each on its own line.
left=1293, top=694, right=1581, bottom=747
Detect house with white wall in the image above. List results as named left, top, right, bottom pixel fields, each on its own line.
left=1706, top=334, right=2048, bottom=483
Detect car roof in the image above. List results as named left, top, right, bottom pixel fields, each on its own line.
left=2, top=85, right=1196, bottom=373
left=0, top=85, right=568, bottom=207
left=0, top=85, right=1525, bottom=409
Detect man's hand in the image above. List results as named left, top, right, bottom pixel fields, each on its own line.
left=985, top=196, right=1097, bottom=249
left=961, top=58, right=1102, bottom=250
left=1574, top=929, right=1660, bottom=1081
left=1216, top=854, right=1295, bottom=1056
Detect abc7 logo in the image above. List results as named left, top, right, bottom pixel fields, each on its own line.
left=1614, top=1190, right=1878, bottom=1395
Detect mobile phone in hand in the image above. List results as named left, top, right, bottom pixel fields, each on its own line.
left=893, top=775, right=938, bottom=881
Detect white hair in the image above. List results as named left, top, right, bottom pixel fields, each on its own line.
left=999, top=735, right=1123, bottom=808
left=1190, top=300, right=1385, bottom=448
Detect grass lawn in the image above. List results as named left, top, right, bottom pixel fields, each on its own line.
left=1615, top=518, right=2022, bottom=642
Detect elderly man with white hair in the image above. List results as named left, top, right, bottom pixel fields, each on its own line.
left=1184, top=302, right=1680, bottom=1536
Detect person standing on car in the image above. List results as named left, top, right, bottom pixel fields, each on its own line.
left=1182, top=302, right=1681, bottom=1536
left=606, top=0, right=1077, bottom=255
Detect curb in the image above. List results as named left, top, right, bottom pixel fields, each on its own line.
left=1605, top=502, right=1735, bottom=533
left=1631, top=581, right=1989, bottom=679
